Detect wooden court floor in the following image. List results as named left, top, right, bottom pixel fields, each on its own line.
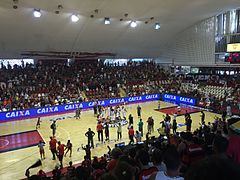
left=0, top=101, right=220, bottom=179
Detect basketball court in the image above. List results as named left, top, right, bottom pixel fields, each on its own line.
left=0, top=101, right=220, bottom=179
left=155, top=106, right=201, bottom=116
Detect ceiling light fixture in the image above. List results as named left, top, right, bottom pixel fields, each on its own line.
left=71, top=14, right=79, bottom=22
left=155, top=23, right=161, bottom=30
left=104, top=17, right=110, bottom=25
left=33, top=9, right=41, bottom=18
left=130, top=21, right=137, bottom=28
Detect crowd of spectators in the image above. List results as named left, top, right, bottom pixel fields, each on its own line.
left=26, top=116, right=240, bottom=180
left=0, top=60, right=240, bottom=115
left=0, top=61, right=168, bottom=111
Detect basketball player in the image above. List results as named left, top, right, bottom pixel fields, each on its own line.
left=177, top=105, right=181, bottom=113
left=49, top=136, right=57, bottom=160
left=128, top=126, right=134, bottom=144
left=96, top=121, right=104, bottom=142
left=75, top=108, right=81, bottom=119
left=64, top=140, right=72, bottom=157
left=137, top=105, right=142, bottom=118
left=57, top=141, right=65, bottom=168
left=104, top=122, right=110, bottom=141
left=36, top=117, right=41, bottom=129
left=38, top=140, right=45, bottom=160
left=200, top=111, right=205, bottom=124
left=121, top=106, right=127, bottom=119
left=110, top=107, right=115, bottom=121
left=50, top=121, right=57, bottom=137
left=158, top=100, right=161, bottom=110
left=117, top=122, right=122, bottom=140
left=138, top=118, right=144, bottom=136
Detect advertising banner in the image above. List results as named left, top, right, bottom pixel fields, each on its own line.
left=0, top=94, right=160, bottom=121
left=162, top=94, right=196, bottom=106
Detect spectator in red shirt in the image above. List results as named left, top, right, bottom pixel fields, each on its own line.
left=57, top=141, right=65, bottom=168
left=49, top=136, right=57, bottom=160
left=106, top=148, right=122, bottom=172
left=227, top=118, right=240, bottom=164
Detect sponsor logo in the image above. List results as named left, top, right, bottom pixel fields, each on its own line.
left=6, top=110, right=30, bottom=118
left=146, top=94, right=158, bottom=99
left=109, top=98, right=125, bottom=104
left=37, top=107, right=59, bottom=114
left=179, top=97, right=194, bottom=104
left=164, top=94, right=176, bottom=100
left=64, top=104, right=83, bottom=110
left=128, top=96, right=142, bottom=102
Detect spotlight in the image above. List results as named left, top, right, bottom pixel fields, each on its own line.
left=33, top=9, right=41, bottom=18
left=155, top=23, right=160, bottom=30
left=71, top=14, right=79, bottom=22
left=104, top=17, right=110, bottom=25
left=130, top=21, right=137, bottom=28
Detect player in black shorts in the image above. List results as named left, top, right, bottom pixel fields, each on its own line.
left=64, top=140, right=73, bottom=157
left=36, top=117, right=41, bottom=129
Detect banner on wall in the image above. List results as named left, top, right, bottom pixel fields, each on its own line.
left=162, top=94, right=196, bottom=106
left=0, top=94, right=160, bottom=121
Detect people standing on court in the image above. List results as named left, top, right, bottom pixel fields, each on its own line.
left=50, top=121, right=57, bottom=137
left=135, top=130, right=142, bottom=143
left=128, top=126, right=135, bottom=144
left=158, top=100, right=161, bottom=110
left=93, top=102, right=98, bottom=116
left=137, top=105, right=142, bottom=118
left=104, top=122, right=110, bottom=141
left=75, top=108, right=81, bottom=119
left=49, top=136, right=57, bottom=160
left=117, top=122, right=122, bottom=140
left=172, top=119, right=177, bottom=134
left=200, top=111, right=205, bottom=124
left=96, top=121, right=104, bottom=142
left=138, top=118, right=144, bottom=136
left=36, top=117, right=41, bottom=129
left=64, top=140, right=72, bottom=157
left=186, top=117, right=192, bottom=132
left=129, top=114, right=133, bottom=126
left=185, top=110, right=191, bottom=120
left=57, top=141, right=65, bottom=168
left=85, top=128, right=95, bottom=148
left=38, top=140, right=45, bottom=160
left=151, top=116, right=154, bottom=133
left=121, top=106, right=127, bottom=119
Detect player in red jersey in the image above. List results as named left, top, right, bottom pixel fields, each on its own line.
left=57, top=141, right=65, bottom=168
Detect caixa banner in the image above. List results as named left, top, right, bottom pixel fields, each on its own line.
left=162, top=94, right=196, bottom=106
left=0, top=94, right=160, bottom=121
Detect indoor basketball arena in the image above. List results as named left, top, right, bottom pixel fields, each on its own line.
left=0, top=1, right=240, bottom=180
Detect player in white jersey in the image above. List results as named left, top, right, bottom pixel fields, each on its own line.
left=121, top=106, right=127, bottom=119
left=107, top=106, right=111, bottom=117
left=110, top=107, right=115, bottom=121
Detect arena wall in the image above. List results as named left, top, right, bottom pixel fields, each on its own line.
left=161, top=17, right=216, bottom=66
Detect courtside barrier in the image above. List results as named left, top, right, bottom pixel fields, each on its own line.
left=0, top=94, right=160, bottom=121
left=162, top=93, right=196, bottom=106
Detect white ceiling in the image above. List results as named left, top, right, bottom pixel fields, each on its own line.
left=0, top=0, right=240, bottom=58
